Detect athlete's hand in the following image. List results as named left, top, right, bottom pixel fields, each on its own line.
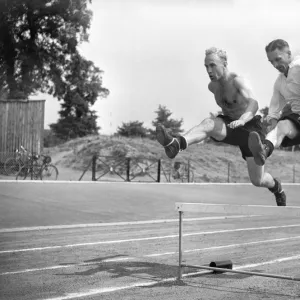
left=228, top=120, right=245, bottom=129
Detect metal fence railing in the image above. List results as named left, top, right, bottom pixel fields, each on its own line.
left=1, top=152, right=300, bottom=183
left=83, top=155, right=300, bottom=184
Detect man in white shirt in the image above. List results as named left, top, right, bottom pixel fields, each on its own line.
left=156, top=47, right=286, bottom=206
left=249, top=39, right=300, bottom=169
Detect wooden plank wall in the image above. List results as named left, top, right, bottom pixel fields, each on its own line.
left=0, top=100, right=45, bottom=158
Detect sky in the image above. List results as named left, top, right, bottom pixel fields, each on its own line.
left=35, top=0, right=300, bottom=134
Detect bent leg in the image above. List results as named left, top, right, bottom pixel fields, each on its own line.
left=246, top=157, right=275, bottom=188
left=183, top=117, right=227, bottom=146
left=249, top=119, right=299, bottom=165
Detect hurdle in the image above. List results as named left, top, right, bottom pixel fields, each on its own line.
left=175, top=202, right=300, bottom=281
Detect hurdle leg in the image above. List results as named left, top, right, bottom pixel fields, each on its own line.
left=178, top=211, right=183, bottom=280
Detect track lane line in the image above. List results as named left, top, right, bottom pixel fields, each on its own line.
left=0, top=215, right=259, bottom=233
left=1, top=223, right=300, bottom=254
left=2, top=235, right=300, bottom=276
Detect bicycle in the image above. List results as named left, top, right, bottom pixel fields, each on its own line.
left=39, top=155, right=59, bottom=180
left=4, top=146, right=29, bottom=176
left=170, top=161, right=194, bottom=183
left=16, top=154, right=58, bottom=181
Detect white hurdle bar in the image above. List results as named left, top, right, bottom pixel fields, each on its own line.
left=175, top=202, right=300, bottom=281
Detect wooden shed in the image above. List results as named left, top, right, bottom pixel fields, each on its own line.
left=0, top=99, right=45, bottom=160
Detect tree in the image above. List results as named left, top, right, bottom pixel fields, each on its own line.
left=259, top=106, right=269, bottom=133
left=117, top=121, right=148, bottom=137
left=0, top=0, right=109, bottom=138
left=259, top=106, right=269, bottom=121
left=50, top=110, right=99, bottom=140
left=151, top=105, right=184, bottom=137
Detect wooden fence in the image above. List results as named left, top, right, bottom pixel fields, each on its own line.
left=0, top=99, right=45, bottom=161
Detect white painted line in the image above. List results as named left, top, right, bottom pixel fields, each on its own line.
left=2, top=235, right=300, bottom=276
left=36, top=254, right=300, bottom=300
left=183, top=235, right=300, bottom=253
left=36, top=278, right=179, bottom=300
left=235, top=254, right=300, bottom=270
left=1, top=180, right=300, bottom=185
left=2, top=223, right=300, bottom=254
left=0, top=215, right=258, bottom=233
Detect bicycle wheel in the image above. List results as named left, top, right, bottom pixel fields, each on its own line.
left=16, top=164, right=42, bottom=180
left=4, top=158, right=21, bottom=176
left=40, top=164, right=58, bottom=180
left=16, top=166, right=29, bottom=180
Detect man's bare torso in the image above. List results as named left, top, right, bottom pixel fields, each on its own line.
left=209, top=73, right=249, bottom=120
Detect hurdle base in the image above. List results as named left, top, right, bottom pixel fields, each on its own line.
left=179, top=263, right=300, bottom=281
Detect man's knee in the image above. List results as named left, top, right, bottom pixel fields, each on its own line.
left=277, top=119, right=290, bottom=131
left=250, top=177, right=263, bottom=187
left=200, top=118, right=216, bottom=133
left=277, top=119, right=298, bottom=138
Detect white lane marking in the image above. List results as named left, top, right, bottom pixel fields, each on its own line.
left=2, top=235, right=300, bottom=276
left=0, top=215, right=258, bottom=233
left=1, top=180, right=300, bottom=185
left=35, top=254, right=300, bottom=300
left=2, top=223, right=300, bottom=254
left=235, top=254, right=300, bottom=270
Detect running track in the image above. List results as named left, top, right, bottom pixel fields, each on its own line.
left=1, top=182, right=300, bottom=300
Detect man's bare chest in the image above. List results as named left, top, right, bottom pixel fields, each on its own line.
left=214, top=87, right=241, bottom=108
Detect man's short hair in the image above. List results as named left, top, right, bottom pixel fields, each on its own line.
left=205, top=47, right=227, bottom=63
left=265, top=39, right=289, bottom=53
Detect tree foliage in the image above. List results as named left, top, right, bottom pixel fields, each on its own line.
left=117, top=121, right=148, bottom=137
left=259, top=106, right=269, bottom=120
left=0, top=0, right=109, bottom=138
left=151, top=105, right=184, bottom=136
left=259, top=106, right=269, bottom=133
left=50, top=110, right=99, bottom=140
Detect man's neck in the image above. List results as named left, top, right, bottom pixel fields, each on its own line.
left=218, top=70, right=230, bottom=86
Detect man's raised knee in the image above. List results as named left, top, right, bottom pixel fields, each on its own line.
left=277, top=119, right=290, bottom=131
left=277, top=119, right=298, bottom=138
left=200, top=118, right=216, bottom=133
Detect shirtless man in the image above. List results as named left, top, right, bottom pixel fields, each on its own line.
left=248, top=39, right=300, bottom=167
left=156, top=47, right=286, bottom=206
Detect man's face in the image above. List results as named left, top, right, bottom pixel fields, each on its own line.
left=267, top=47, right=292, bottom=75
left=204, top=54, right=226, bottom=81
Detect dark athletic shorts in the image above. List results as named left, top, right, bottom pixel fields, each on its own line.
left=279, top=112, right=300, bottom=147
left=211, top=115, right=265, bottom=160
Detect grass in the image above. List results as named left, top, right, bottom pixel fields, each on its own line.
left=45, top=134, right=300, bottom=183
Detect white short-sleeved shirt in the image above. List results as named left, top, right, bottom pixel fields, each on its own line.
left=267, top=56, right=300, bottom=122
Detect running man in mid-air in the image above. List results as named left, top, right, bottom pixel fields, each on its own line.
left=156, top=47, right=286, bottom=206
left=248, top=39, right=300, bottom=168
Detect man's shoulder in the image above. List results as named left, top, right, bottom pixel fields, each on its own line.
left=274, top=73, right=284, bottom=87
left=291, top=56, right=300, bottom=67
left=208, top=81, right=217, bottom=93
left=231, top=74, right=251, bottom=89
left=289, top=57, right=300, bottom=76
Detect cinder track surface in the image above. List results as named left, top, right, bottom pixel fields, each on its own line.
left=1, top=182, right=300, bottom=300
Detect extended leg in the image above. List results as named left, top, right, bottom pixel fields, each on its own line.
left=156, top=117, right=227, bottom=159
